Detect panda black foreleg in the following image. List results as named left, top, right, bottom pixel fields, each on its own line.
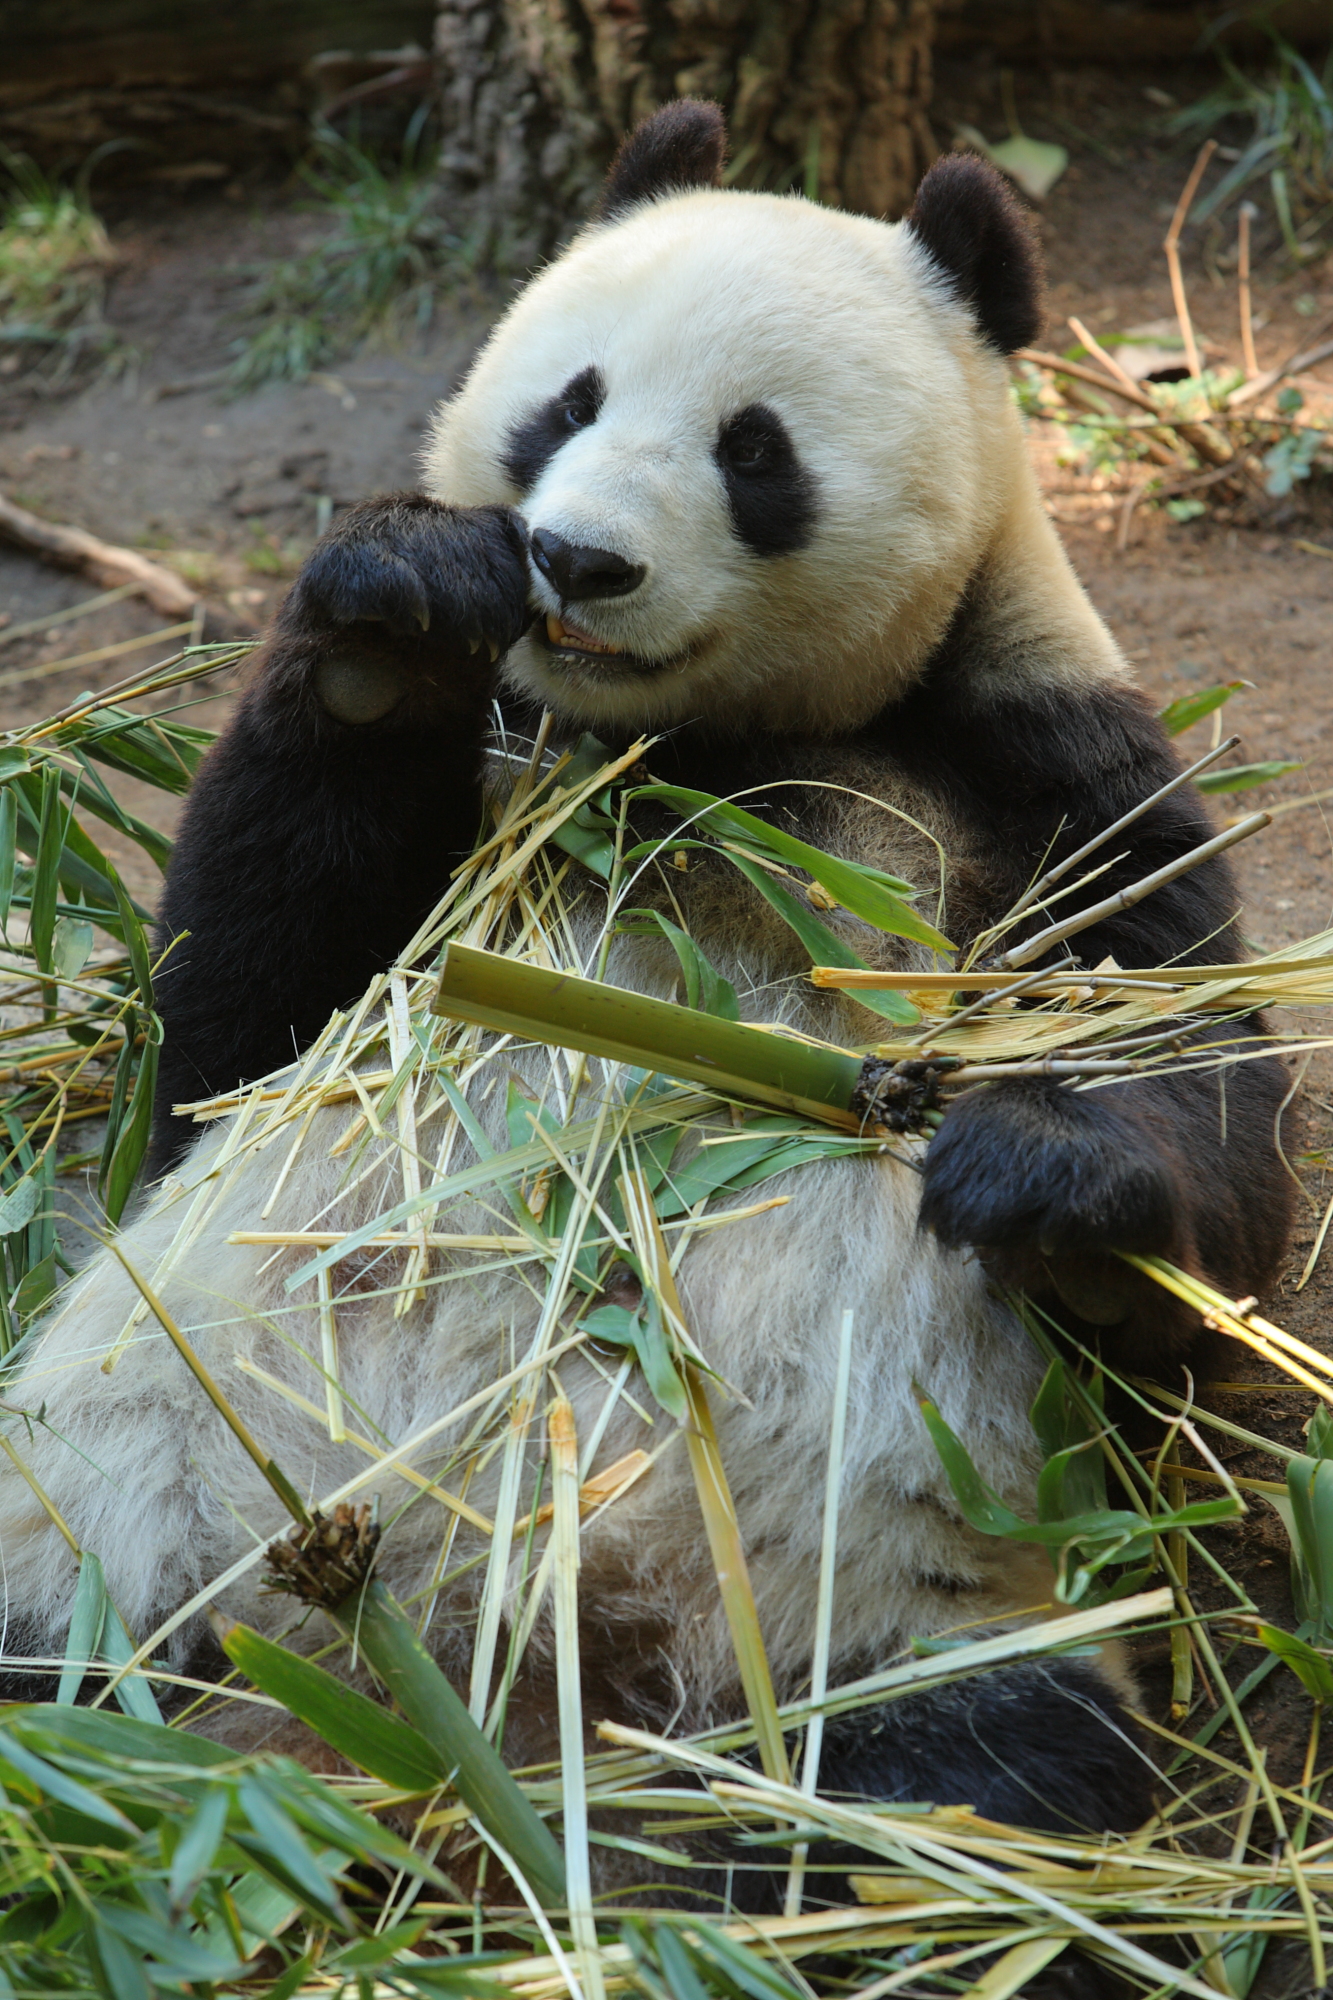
left=148, top=493, right=531, bottom=1175
left=919, top=1030, right=1293, bottom=1374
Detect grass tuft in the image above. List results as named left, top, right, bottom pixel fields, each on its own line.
left=0, top=148, right=121, bottom=391
left=227, top=126, right=474, bottom=393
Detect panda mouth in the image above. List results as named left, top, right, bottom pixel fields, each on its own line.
left=541, top=612, right=685, bottom=676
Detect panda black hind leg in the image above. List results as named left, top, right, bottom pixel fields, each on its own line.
left=148, top=493, right=530, bottom=1175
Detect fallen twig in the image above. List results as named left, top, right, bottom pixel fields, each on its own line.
left=1165, top=140, right=1217, bottom=379
left=1228, top=331, right=1333, bottom=409
left=0, top=491, right=197, bottom=619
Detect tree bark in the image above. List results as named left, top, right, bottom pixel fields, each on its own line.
left=434, top=0, right=938, bottom=268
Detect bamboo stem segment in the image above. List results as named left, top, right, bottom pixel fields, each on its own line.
left=433, top=942, right=862, bottom=1124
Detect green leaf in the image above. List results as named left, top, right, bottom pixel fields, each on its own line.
left=631, top=782, right=951, bottom=951
left=0, top=1727, right=135, bottom=1831
left=1256, top=1622, right=1333, bottom=1705
left=623, top=909, right=740, bottom=1020
left=332, top=1578, right=567, bottom=1909
left=96, top=1903, right=246, bottom=1982
left=1196, top=759, right=1303, bottom=794
left=100, top=1035, right=157, bottom=1229
left=28, top=763, right=64, bottom=978
left=725, top=850, right=920, bottom=1025
left=236, top=1776, right=346, bottom=1921
left=168, top=1786, right=229, bottom=1906
left=51, top=916, right=93, bottom=982
left=97, top=1596, right=163, bottom=1724
left=13, top=1251, right=57, bottom=1323
left=57, top=1552, right=107, bottom=1708
left=1158, top=680, right=1247, bottom=736
left=1286, top=1453, right=1333, bottom=1637
left=84, top=1911, right=153, bottom=2000
left=220, top=1620, right=445, bottom=1793
left=0, top=786, right=16, bottom=939
left=549, top=804, right=616, bottom=879
left=0, top=1176, right=41, bottom=1237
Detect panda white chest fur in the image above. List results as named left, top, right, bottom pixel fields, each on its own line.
left=0, top=101, right=1292, bottom=1861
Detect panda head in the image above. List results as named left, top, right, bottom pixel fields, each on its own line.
left=424, top=102, right=1045, bottom=736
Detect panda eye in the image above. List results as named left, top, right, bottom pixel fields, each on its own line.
left=717, top=410, right=777, bottom=474
left=561, top=397, right=596, bottom=430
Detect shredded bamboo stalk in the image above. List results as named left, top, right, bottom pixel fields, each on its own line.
left=550, top=1393, right=604, bottom=1999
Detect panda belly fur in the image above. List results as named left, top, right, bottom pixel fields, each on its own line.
left=0, top=848, right=1047, bottom=1750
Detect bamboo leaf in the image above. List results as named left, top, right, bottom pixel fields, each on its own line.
left=622, top=908, right=741, bottom=1020
left=1255, top=1622, right=1333, bottom=1704
left=1196, top=759, right=1303, bottom=794
left=328, top=1577, right=567, bottom=1910
left=0, top=785, right=16, bottom=938
left=1158, top=681, right=1248, bottom=735
left=56, top=1552, right=107, bottom=1708
left=96, top=1596, right=163, bottom=1724
left=100, top=1035, right=157, bottom=1228
left=51, top=915, right=93, bottom=982
left=632, top=781, right=950, bottom=949
left=220, top=1618, right=445, bottom=1793
left=168, top=1787, right=229, bottom=1906
left=724, top=851, right=920, bottom=1025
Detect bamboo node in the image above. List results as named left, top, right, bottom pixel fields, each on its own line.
left=851, top=1054, right=956, bottom=1132
left=263, top=1501, right=381, bottom=1609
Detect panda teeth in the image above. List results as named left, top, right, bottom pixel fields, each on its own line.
left=545, top=612, right=624, bottom=658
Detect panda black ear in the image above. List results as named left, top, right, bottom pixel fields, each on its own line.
left=905, top=153, right=1044, bottom=355
left=593, top=100, right=727, bottom=223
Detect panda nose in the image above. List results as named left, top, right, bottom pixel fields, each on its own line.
left=529, top=529, right=645, bottom=602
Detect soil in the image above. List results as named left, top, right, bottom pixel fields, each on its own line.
left=4, top=62, right=1333, bottom=1995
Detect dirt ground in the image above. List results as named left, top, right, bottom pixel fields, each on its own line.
left=4, top=61, right=1333, bottom=1992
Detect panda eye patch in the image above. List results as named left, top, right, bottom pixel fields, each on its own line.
left=714, top=403, right=817, bottom=558
left=502, top=366, right=605, bottom=491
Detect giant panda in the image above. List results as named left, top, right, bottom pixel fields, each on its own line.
left=0, top=100, right=1292, bottom=1904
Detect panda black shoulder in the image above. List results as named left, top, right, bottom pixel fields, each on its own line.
left=905, top=153, right=1044, bottom=356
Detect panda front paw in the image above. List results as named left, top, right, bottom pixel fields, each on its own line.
left=919, top=1079, right=1179, bottom=1325
left=279, top=493, right=532, bottom=725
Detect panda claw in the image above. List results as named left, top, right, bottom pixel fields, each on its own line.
left=485, top=637, right=500, bottom=665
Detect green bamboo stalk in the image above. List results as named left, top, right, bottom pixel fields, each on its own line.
left=433, top=943, right=862, bottom=1124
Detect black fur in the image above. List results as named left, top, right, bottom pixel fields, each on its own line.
left=714, top=403, right=819, bottom=557
left=592, top=99, right=727, bottom=223
left=906, top=151, right=1044, bottom=354
left=148, top=493, right=531, bottom=1175
left=502, top=365, right=605, bottom=493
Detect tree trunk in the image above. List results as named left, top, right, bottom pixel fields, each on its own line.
left=434, top=0, right=938, bottom=268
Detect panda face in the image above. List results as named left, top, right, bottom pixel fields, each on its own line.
left=424, top=188, right=1021, bottom=735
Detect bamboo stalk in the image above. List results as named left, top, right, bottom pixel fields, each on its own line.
left=108, top=1241, right=314, bottom=1527
left=1004, top=737, right=1244, bottom=923
left=433, top=942, right=863, bottom=1125
left=997, top=814, right=1269, bottom=970
left=619, top=1167, right=790, bottom=1787
left=549, top=1394, right=602, bottom=1995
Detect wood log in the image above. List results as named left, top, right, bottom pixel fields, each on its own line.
left=0, top=492, right=198, bottom=620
